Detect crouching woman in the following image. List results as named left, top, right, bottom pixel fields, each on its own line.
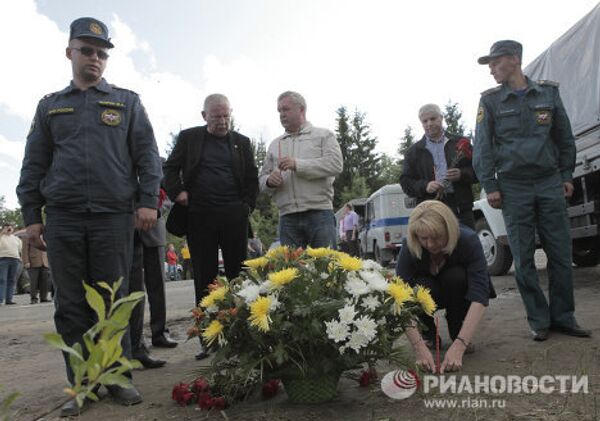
left=396, top=200, right=495, bottom=373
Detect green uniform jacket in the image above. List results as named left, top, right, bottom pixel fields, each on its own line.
left=473, top=78, right=575, bottom=194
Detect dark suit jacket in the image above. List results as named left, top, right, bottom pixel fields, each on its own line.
left=163, top=126, right=259, bottom=209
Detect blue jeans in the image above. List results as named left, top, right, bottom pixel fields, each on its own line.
left=0, top=257, right=19, bottom=303
left=279, top=209, right=337, bottom=249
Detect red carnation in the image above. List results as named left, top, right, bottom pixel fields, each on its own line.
left=172, top=383, right=194, bottom=406
left=191, top=377, right=210, bottom=394
left=212, top=396, right=226, bottom=410
left=359, top=370, right=371, bottom=387
left=262, top=379, right=280, bottom=398
left=198, top=392, right=213, bottom=410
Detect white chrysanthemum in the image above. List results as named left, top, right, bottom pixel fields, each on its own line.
left=338, top=305, right=357, bottom=324
left=206, top=305, right=219, bottom=314
left=377, top=317, right=386, bottom=326
left=347, top=332, right=370, bottom=353
left=360, top=295, right=381, bottom=311
left=353, top=315, right=378, bottom=341
left=236, top=283, right=261, bottom=304
left=320, top=272, right=329, bottom=280
left=361, top=259, right=382, bottom=271
left=344, top=277, right=370, bottom=296
left=325, top=319, right=351, bottom=343
left=269, top=295, right=281, bottom=310
left=339, top=345, right=347, bottom=354
left=359, top=270, right=388, bottom=292
left=344, top=297, right=356, bottom=306
left=259, top=280, right=271, bottom=293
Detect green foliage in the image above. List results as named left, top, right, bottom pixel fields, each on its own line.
left=250, top=136, right=267, bottom=170
left=250, top=199, right=279, bottom=248
left=44, top=279, right=144, bottom=408
left=0, top=385, right=19, bottom=421
left=333, top=107, right=382, bottom=208
left=0, top=196, right=24, bottom=228
left=378, top=154, right=402, bottom=187
left=340, top=176, right=370, bottom=206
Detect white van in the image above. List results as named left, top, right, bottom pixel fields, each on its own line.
left=358, top=184, right=415, bottom=266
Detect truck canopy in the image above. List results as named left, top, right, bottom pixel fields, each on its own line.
left=525, top=3, right=600, bottom=137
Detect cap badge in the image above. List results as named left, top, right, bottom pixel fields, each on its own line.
left=89, top=22, right=103, bottom=35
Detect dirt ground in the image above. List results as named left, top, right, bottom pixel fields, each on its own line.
left=1, top=255, right=599, bottom=421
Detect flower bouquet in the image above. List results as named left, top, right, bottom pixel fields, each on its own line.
left=186, top=246, right=435, bottom=405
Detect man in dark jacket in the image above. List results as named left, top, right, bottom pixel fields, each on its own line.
left=16, top=17, right=162, bottom=416
left=163, top=93, right=258, bottom=359
left=400, top=103, right=476, bottom=229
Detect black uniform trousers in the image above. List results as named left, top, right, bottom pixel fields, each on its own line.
left=187, top=204, right=249, bottom=307
left=44, top=210, right=134, bottom=384
left=28, top=266, right=49, bottom=301
left=409, top=265, right=471, bottom=341
left=129, top=231, right=168, bottom=353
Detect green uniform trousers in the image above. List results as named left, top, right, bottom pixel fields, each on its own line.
left=499, top=173, right=575, bottom=331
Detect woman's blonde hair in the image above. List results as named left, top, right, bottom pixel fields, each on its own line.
left=406, top=200, right=459, bottom=259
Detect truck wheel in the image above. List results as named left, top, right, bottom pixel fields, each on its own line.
left=572, top=238, right=600, bottom=267
left=475, top=218, right=513, bottom=276
left=374, top=243, right=390, bottom=267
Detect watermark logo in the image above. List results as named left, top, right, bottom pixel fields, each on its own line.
left=381, top=369, right=420, bottom=400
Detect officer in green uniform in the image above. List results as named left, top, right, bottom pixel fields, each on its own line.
left=473, top=40, right=590, bottom=342
left=17, top=17, right=162, bottom=416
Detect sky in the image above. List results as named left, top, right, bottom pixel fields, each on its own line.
left=0, top=0, right=598, bottom=210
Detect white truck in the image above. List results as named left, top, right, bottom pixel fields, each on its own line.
left=358, top=184, right=415, bottom=266
left=475, top=4, right=600, bottom=275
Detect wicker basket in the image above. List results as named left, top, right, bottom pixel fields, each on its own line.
left=282, top=372, right=341, bottom=404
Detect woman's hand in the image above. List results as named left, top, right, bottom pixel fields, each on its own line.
left=440, top=341, right=465, bottom=373
left=415, top=342, right=437, bottom=373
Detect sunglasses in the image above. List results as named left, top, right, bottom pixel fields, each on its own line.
left=71, top=46, right=109, bottom=60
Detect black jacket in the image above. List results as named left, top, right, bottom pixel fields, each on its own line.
left=163, top=126, right=259, bottom=209
left=400, top=133, right=476, bottom=211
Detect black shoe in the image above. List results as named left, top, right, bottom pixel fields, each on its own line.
left=5, top=301, right=16, bottom=305
left=31, top=297, right=38, bottom=304
left=152, top=334, right=178, bottom=348
left=60, top=398, right=89, bottom=417
left=134, top=353, right=166, bottom=369
left=195, top=350, right=209, bottom=361
left=106, top=384, right=143, bottom=406
left=550, top=324, right=591, bottom=337
left=40, top=298, right=51, bottom=302
left=532, top=328, right=549, bottom=341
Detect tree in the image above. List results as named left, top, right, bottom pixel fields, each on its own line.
left=333, top=106, right=382, bottom=209
left=378, top=154, right=402, bottom=186
left=444, top=101, right=466, bottom=137
left=0, top=196, right=24, bottom=228
left=251, top=136, right=267, bottom=170
left=164, top=131, right=179, bottom=157
left=340, top=176, right=370, bottom=206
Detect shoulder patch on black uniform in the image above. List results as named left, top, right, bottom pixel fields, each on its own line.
left=40, top=92, right=55, bottom=102
left=537, top=79, right=559, bottom=87
left=481, top=86, right=502, bottom=97
left=111, top=84, right=139, bottom=96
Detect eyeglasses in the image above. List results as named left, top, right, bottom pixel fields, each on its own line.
left=71, top=46, right=109, bottom=60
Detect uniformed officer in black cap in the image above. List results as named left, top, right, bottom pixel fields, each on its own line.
left=17, top=17, right=162, bottom=416
left=473, top=40, right=591, bottom=342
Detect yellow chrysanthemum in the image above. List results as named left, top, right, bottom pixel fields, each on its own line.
left=202, top=320, right=224, bottom=345
left=337, top=254, right=363, bottom=271
left=268, top=268, right=299, bottom=288
left=386, top=281, right=414, bottom=314
left=248, top=296, right=272, bottom=332
left=415, top=286, right=437, bottom=316
left=265, top=245, right=289, bottom=259
left=306, top=247, right=333, bottom=259
left=244, top=257, right=269, bottom=270
left=199, top=286, right=229, bottom=308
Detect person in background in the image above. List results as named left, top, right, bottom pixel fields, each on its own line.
left=166, top=243, right=178, bottom=281
left=247, top=232, right=263, bottom=259
left=181, top=241, right=192, bottom=280
left=259, top=91, right=343, bottom=248
left=0, top=223, right=22, bottom=305
left=22, top=231, right=50, bottom=304
left=340, top=203, right=359, bottom=256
